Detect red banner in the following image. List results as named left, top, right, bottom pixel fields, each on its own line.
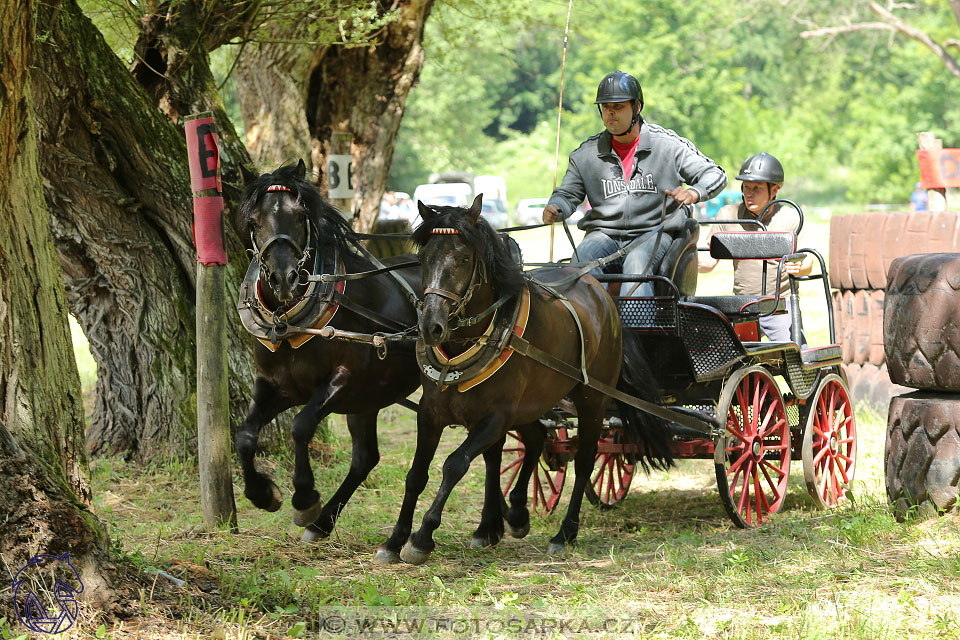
left=185, top=116, right=222, bottom=193
left=193, top=196, right=227, bottom=266
left=917, top=149, right=960, bottom=188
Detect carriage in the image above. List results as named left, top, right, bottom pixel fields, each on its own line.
left=500, top=200, right=856, bottom=528
left=238, top=167, right=856, bottom=561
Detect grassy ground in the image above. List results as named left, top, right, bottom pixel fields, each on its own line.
left=44, top=214, right=960, bottom=639
left=32, top=402, right=959, bottom=640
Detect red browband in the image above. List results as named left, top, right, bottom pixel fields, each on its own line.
left=431, top=228, right=459, bottom=235
left=267, top=185, right=293, bottom=193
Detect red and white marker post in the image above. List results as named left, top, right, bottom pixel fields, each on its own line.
left=184, top=112, right=237, bottom=532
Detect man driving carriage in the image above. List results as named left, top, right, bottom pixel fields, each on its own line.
left=542, top=70, right=728, bottom=296
left=698, top=152, right=814, bottom=342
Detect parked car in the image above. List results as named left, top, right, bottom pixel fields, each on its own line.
left=514, top=197, right=587, bottom=226
left=514, top=198, right=549, bottom=226
left=481, top=198, right=509, bottom=230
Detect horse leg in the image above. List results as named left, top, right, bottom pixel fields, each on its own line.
left=301, top=409, right=380, bottom=543
left=235, top=377, right=291, bottom=512
left=469, top=434, right=507, bottom=549
left=290, top=370, right=349, bottom=527
left=374, top=411, right=444, bottom=565
left=402, top=417, right=507, bottom=565
left=548, top=398, right=603, bottom=554
left=504, top=422, right=545, bottom=539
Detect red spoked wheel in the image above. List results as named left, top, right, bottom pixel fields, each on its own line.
left=803, top=373, right=856, bottom=508
left=714, top=366, right=791, bottom=528
left=586, top=428, right=638, bottom=509
left=501, top=428, right=568, bottom=515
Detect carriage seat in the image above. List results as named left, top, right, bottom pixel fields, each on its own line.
left=654, top=215, right=700, bottom=296
left=684, top=294, right=786, bottom=320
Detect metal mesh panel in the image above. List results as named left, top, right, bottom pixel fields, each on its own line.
left=679, top=306, right=743, bottom=377
left=616, top=297, right=677, bottom=330
left=785, top=351, right=818, bottom=399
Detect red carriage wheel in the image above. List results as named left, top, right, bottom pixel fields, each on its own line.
left=586, top=429, right=637, bottom=508
left=714, top=366, right=791, bottom=528
left=501, top=428, right=568, bottom=515
left=803, top=373, right=857, bottom=508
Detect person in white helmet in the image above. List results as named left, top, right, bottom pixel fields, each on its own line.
left=699, top=152, right=812, bottom=342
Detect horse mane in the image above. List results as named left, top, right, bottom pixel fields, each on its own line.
left=238, top=164, right=355, bottom=248
left=411, top=203, right=525, bottom=298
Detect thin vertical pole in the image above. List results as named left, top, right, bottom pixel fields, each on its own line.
left=550, top=0, right=575, bottom=262
left=184, top=112, right=238, bottom=533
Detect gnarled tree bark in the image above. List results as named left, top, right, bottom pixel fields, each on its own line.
left=236, top=0, right=435, bottom=232
left=32, top=0, right=254, bottom=459
left=0, top=0, right=113, bottom=611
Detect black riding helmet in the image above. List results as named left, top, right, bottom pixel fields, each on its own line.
left=595, top=71, right=643, bottom=136
left=736, top=152, right=784, bottom=185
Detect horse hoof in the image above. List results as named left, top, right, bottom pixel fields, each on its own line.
left=300, top=526, right=328, bottom=544
left=547, top=542, right=566, bottom=555
left=469, top=536, right=499, bottom=549
left=505, top=521, right=530, bottom=539
left=292, top=501, right=324, bottom=527
left=399, top=541, right=431, bottom=565
left=266, top=484, right=282, bottom=512
left=372, top=549, right=402, bottom=565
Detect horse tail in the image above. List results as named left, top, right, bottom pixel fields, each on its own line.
left=615, top=325, right=675, bottom=472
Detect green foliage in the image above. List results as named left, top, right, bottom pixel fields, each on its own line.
left=392, top=0, right=960, bottom=207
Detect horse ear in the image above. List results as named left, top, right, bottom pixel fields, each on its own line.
left=295, top=159, right=307, bottom=180
left=467, top=194, right=483, bottom=225
left=240, top=164, right=258, bottom=185
left=417, top=200, right=436, bottom=221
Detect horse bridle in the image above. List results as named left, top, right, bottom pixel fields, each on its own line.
left=423, top=228, right=486, bottom=325
left=249, top=185, right=317, bottom=294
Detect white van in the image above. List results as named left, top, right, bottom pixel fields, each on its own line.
left=413, top=182, right=473, bottom=208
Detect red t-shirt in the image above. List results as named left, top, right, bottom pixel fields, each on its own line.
left=611, top=136, right=641, bottom=181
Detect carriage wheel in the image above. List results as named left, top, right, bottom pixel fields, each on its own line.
left=586, top=429, right=637, bottom=509
left=501, top=428, right=567, bottom=515
left=802, top=373, right=856, bottom=508
left=714, top=366, right=791, bottom=528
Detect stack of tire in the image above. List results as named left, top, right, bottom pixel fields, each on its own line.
left=884, top=251, right=960, bottom=520
left=829, top=211, right=960, bottom=411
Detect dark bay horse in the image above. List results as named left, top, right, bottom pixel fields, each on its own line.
left=234, top=161, right=424, bottom=541
left=374, top=195, right=673, bottom=565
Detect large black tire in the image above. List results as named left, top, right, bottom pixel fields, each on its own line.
left=886, top=392, right=960, bottom=520
left=884, top=253, right=960, bottom=392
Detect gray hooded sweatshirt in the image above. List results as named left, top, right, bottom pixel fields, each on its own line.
left=548, top=121, right=727, bottom=239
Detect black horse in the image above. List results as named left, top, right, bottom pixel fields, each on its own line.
left=234, top=161, right=425, bottom=541
left=375, top=195, right=673, bottom=564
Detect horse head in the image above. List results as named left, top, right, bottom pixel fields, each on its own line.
left=413, top=194, right=524, bottom=346
left=238, top=159, right=350, bottom=305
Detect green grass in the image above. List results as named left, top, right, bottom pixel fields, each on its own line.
left=75, top=401, right=960, bottom=640
left=62, top=216, right=958, bottom=639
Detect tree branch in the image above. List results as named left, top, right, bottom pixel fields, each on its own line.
left=800, top=3, right=960, bottom=80
left=800, top=22, right=894, bottom=38
left=869, top=1, right=960, bottom=79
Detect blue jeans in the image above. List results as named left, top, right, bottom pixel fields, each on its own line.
left=575, top=230, right=669, bottom=297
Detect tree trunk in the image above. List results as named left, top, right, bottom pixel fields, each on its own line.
left=32, top=0, right=254, bottom=460
left=236, top=0, right=435, bottom=232
left=0, top=0, right=113, bottom=613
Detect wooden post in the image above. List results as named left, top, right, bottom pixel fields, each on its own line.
left=918, top=132, right=948, bottom=211
left=328, top=132, right=355, bottom=222
left=184, top=112, right=238, bottom=532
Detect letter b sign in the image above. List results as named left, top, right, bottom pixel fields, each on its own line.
left=328, top=155, right=354, bottom=198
